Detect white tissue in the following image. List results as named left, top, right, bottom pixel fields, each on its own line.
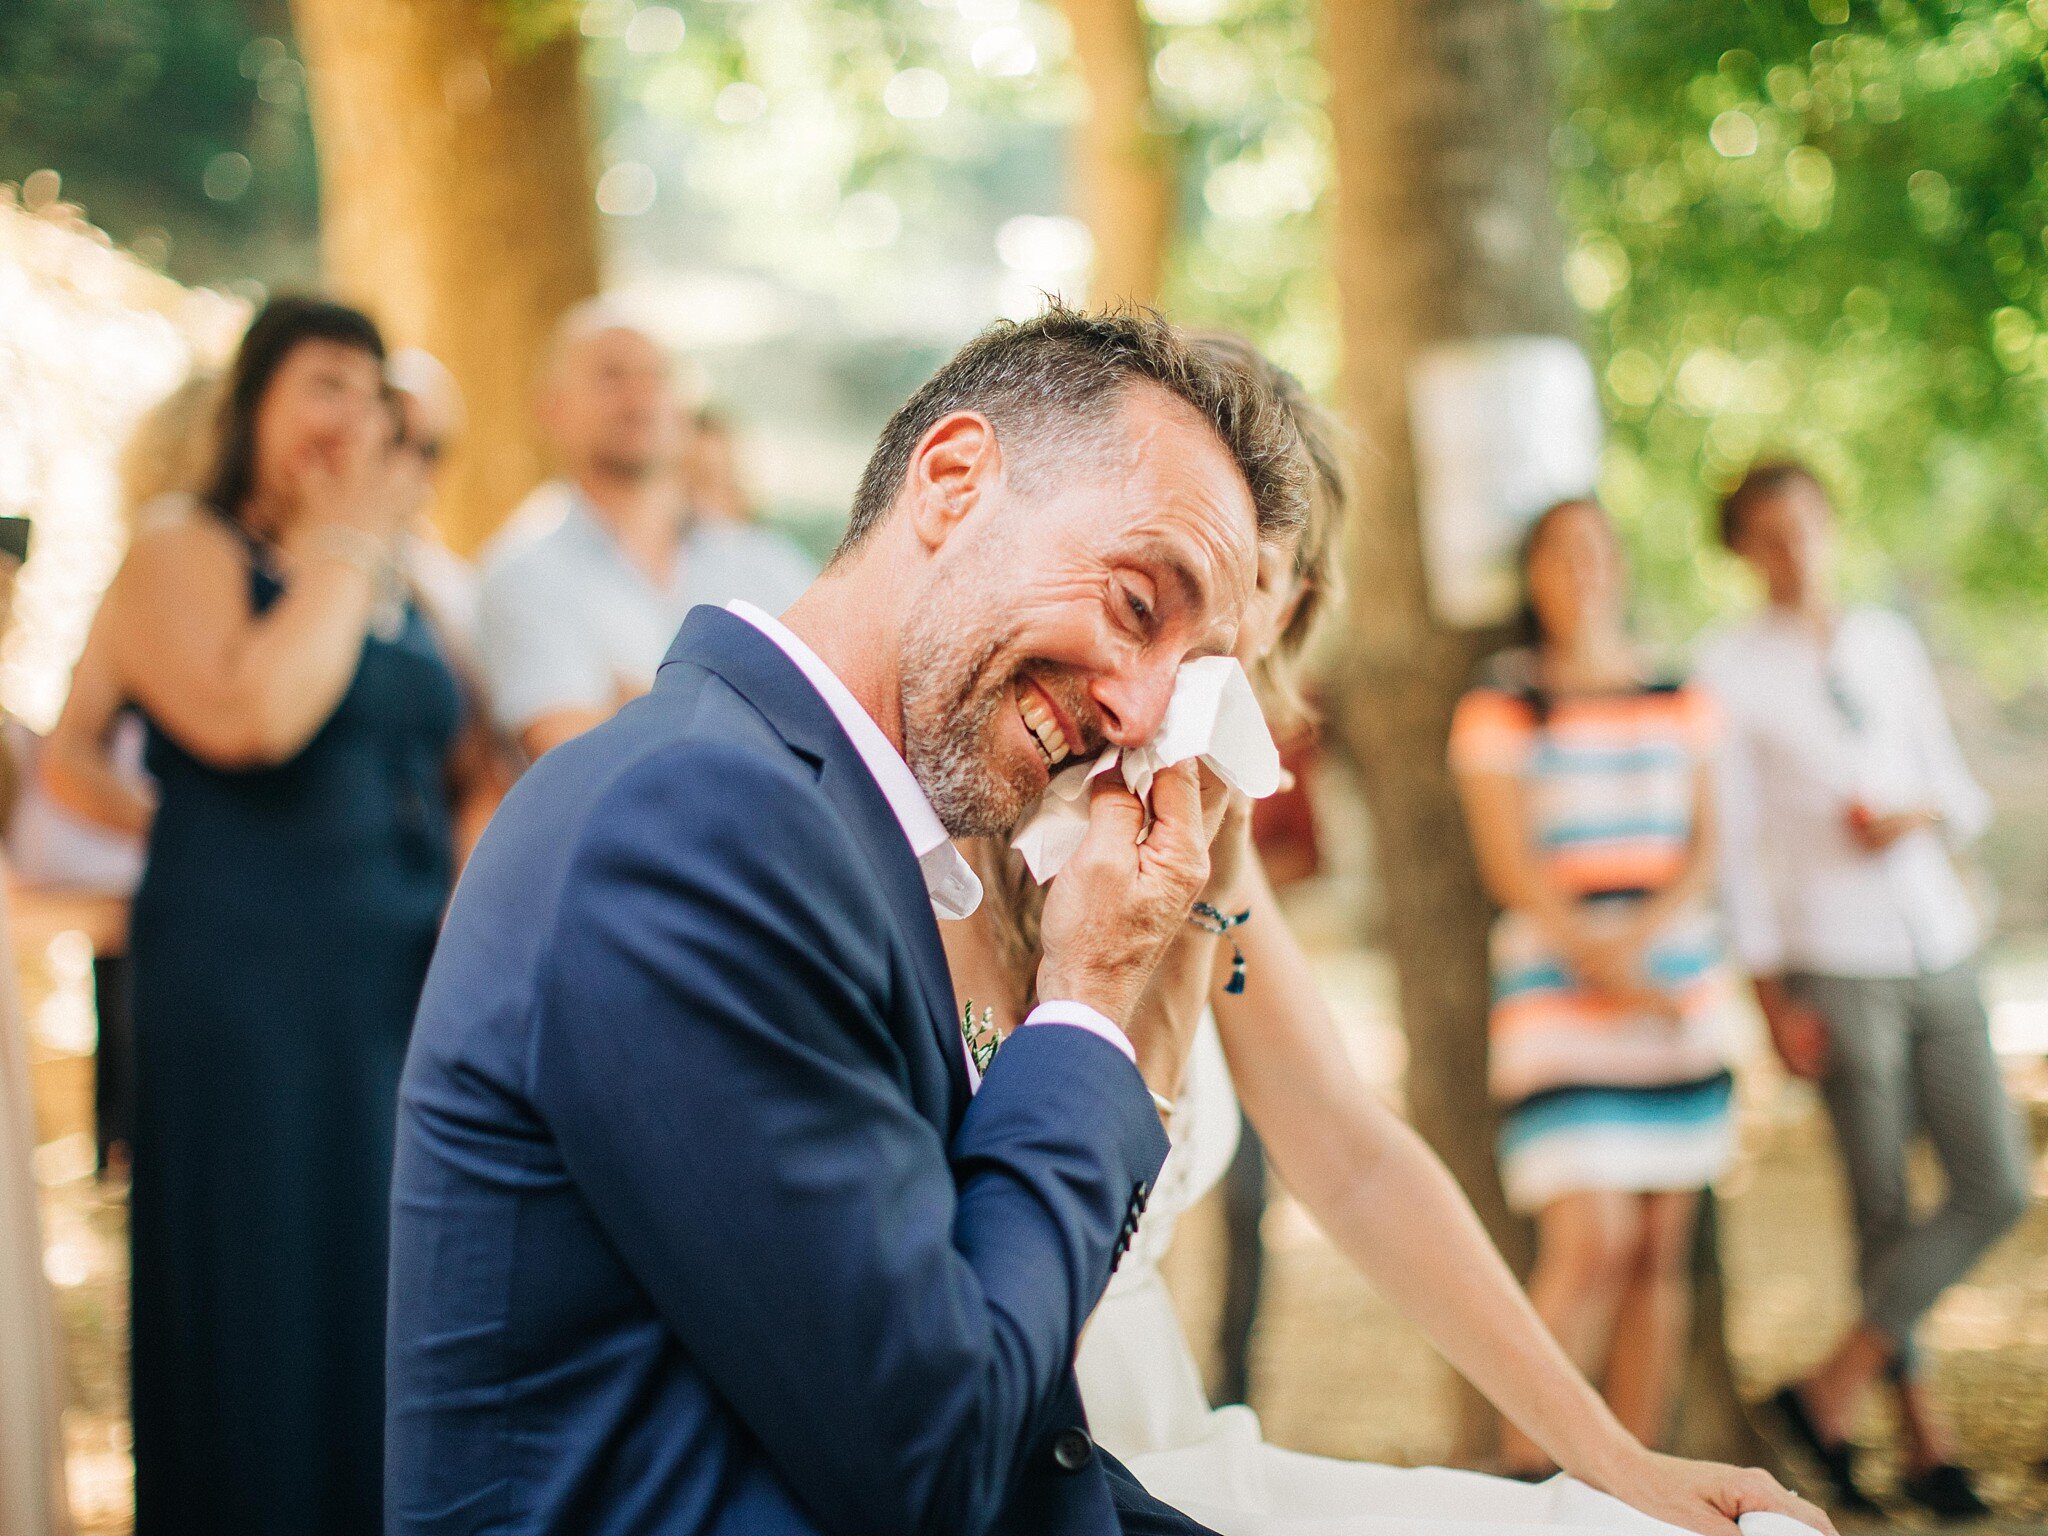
left=1008, top=655, right=1282, bottom=882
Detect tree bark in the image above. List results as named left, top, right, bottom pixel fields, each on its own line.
left=1061, top=0, right=1176, bottom=309
left=292, top=0, right=600, bottom=554
left=1319, top=0, right=1756, bottom=1469
left=1318, top=0, right=1775, bottom=1473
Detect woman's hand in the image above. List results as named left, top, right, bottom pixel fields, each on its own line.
left=294, top=407, right=414, bottom=546
left=1585, top=1446, right=1836, bottom=1536
left=1554, top=914, right=1680, bottom=1023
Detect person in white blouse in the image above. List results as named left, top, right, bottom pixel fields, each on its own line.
left=1696, top=460, right=2030, bottom=1521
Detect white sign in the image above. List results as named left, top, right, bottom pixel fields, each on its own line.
left=1408, top=336, right=1604, bottom=628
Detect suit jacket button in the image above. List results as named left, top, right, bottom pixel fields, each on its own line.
left=1051, top=1427, right=1094, bottom=1472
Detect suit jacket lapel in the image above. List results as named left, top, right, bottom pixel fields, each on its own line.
left=663, top=609, right=971, bottom=1124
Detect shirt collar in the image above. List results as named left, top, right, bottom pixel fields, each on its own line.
left=726, top=601, right=984, bottom=921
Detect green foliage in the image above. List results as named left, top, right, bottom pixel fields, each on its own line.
left=592, top=0, right=1079, bottom=296
left=13, top=0, right=2042, bottom=677
left=583, top=0, right=1334, bottom=493
left=1551, top=0, right=2048, bottom=681
left=1148, top=0, right=1336, bottom=395
left=494, top=0, right=587, bottom=55
left=0, top=0, right=317, bottom=288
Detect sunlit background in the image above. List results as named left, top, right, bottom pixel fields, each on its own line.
left=6, top=0, right=2048, bottom=1529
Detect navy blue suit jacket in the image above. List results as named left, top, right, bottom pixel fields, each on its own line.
left=387, top=607, right=1198, bottom=1536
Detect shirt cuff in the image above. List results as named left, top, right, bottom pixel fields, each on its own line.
left=1022, top=999, right=1135, bottom=1064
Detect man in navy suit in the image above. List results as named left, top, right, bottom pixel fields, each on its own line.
left=387, top=306, right=1310, bottom=1535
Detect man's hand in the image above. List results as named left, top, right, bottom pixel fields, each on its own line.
left=1588, top=1447, right=1836, bottom=1536
left=1036, top=760, right=1210, bottom=1032
left=1198, top=778, right=1254, bottom=906
left=1755, top=978, right=1828, bottom=1080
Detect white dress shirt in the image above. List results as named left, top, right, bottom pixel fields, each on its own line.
left=726, top=602, right=1134, bottom=1082
left=1697, top=606, right=1991, bottom=979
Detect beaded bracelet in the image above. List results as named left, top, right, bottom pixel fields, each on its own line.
left=1189, top=900, right=1251, bottom=994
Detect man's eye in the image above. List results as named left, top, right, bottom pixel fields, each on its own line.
left=1125, top=590, right=1152, bottom=627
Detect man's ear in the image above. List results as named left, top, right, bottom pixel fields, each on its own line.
left=904, top=411, right=999, bottom=553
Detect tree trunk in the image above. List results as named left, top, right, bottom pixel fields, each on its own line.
left=292, top=0, right=600, bottom=554
left=1318, top=0, right=1765, bottom=1470
left=1061, top=0, right=1176, bottom=309
left=1668, top=1192, right=1775, bottom=1468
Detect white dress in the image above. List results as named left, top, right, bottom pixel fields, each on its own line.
left=1074, top=1012, right=1762, bottom=1536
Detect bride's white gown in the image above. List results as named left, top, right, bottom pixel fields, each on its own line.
left=1075, top=1012, right=1716, bottom=1536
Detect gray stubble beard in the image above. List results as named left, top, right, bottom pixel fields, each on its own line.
left=899, top=604, right=1032, bottom=840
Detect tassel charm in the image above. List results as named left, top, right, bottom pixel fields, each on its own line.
left=1189, top=901, right=1252, bottom=997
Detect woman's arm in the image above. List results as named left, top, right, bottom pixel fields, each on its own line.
left=1116, top=775, right=1248, bottom=1098
left=106, top=514, right=385, bottom=770
left=1211, top=852, right=1636, bottom=1482
left=1212, top=856, right=1834, bottom=1536
left=42, top=605, right=157, bottom=836
left=104, top=416, right=416, bottom=770
left=1455, top=768, right=1584, bottom=953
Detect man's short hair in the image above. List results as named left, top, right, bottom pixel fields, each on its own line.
left=835, top=303, right=1310, bottom=561
left=1718, top=457, right=1827, bottom=548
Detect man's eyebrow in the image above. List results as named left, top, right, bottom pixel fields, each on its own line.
left=1129, top=539, right=1209, bottom=614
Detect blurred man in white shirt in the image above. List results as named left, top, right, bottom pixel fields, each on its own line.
left=1699, top=460, right=2027, bottom=1520
left=476, top=304, right=813, bottom=763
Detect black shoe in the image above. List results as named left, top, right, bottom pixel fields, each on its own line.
left=1901, top=1463, right=1991, bottom=1520
left=1766, top=1386, right=1884, bottom=1518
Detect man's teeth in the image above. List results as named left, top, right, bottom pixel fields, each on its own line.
left=1018, top=694, right=1071, bottom=766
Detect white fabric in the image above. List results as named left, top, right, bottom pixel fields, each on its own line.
left=1697, top=607, right=1989, bottom=978
left=725, top=602, right=1129, bottom=1076
left=1026, top=998, right=1138, bottom=1067
left=1012, top=656, right=1282, bottom=882
left=1, top=719, right=146, bottom=895
left=1077, top=1013, right=1814, bottom=1536
left=403, top=531, right=481, bottom=649
left=1500, top=1118, right=1738, bottom=1215
left=728, top=601, right=983, bottom=923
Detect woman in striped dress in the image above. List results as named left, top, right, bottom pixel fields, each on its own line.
left=1451, top=498, right=1735, bottom=1478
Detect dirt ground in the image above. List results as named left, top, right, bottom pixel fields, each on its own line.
left=22, top=931, right=2048, bottom=1534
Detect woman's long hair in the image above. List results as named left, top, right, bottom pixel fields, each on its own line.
left=968, top=336, right=1352, bottom=1012
left=203, top=296, right=385, bottom=525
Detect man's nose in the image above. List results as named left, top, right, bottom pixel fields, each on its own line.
left=1090, top=659, right=1178, bottom=749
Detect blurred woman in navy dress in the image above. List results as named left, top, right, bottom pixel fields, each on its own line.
left=78, top=296, right=483, bottom=1535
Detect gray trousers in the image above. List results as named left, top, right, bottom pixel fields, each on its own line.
left=1788, top=961, right=2031, bottom=1376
